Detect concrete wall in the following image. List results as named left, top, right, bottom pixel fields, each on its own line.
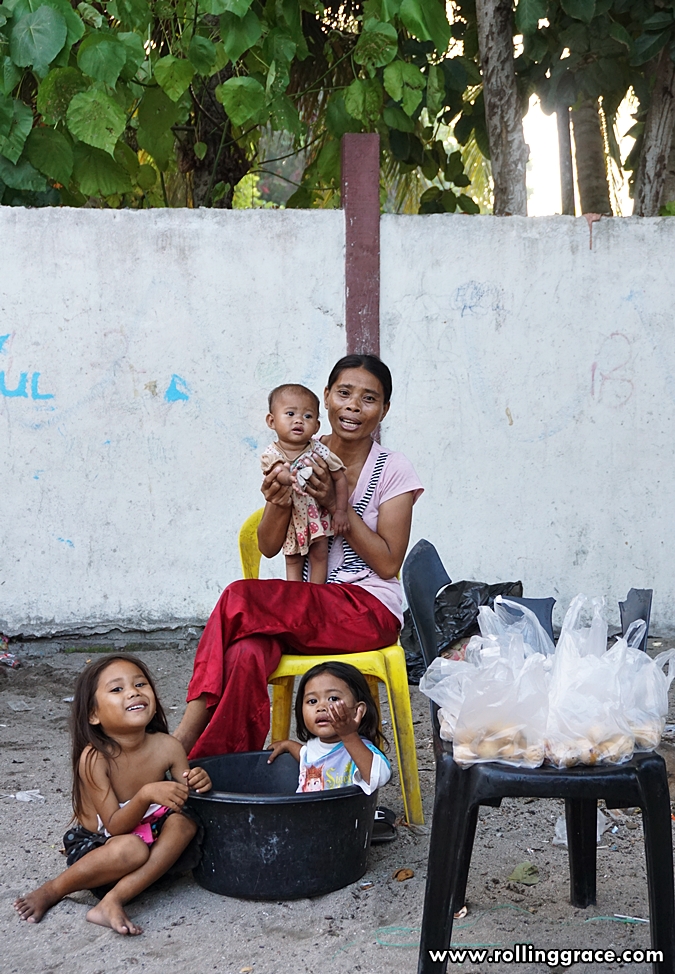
left=0, top=208, right=345, bottom=635
left=381, top=215, right=675, bottom=632
left=2, top=209, right=674, bottom=635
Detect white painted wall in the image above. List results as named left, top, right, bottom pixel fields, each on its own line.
left=0, top=208, right=345, bottom=635
left=3, top=209, right=674, bottom=636
left=381, top=214, right=675, bottom=633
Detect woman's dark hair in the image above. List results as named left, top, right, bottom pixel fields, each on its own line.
left=69, top=654, right=168, bottom=822
left=294, top=661, right=386, bottom=751
left=326, top=354, right=392, bottom=405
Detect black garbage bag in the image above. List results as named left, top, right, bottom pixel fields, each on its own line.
left=401, top=579, right=523, bottom=684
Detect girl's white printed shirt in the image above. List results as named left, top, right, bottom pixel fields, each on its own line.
left=297, top=737, right=390, bottom=795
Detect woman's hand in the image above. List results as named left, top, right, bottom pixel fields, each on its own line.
left=260, top=465, right=293, bottom=507
left=267, top=740, right=302, bottom=763
left=183, top=767, right=212, bottom=794
left=302, top=456, right=337, bottom=513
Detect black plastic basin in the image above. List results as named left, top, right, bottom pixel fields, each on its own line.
left=187, top=751, right=378, bottom=900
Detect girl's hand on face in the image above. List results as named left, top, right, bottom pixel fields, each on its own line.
left=261, top=465, right=293, bottom=507
left=145, top=779, right=189, bottom=811
left=327, top=700, right=366, bottom=740
left=303, top=456, right=336, bottom=512
left=183, top=767, right=211, bottom=794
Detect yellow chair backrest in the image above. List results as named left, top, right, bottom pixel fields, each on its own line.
left=238, top=508, right=264, bottom=580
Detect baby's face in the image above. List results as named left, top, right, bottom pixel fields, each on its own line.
left=267, top=391, right=320, bottom=449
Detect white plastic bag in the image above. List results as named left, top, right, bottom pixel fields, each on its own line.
left=419, top=655, right=477, bottom=742
left=450, top=646, right=548, bottom=769
left=607, top=621, right=675, bottom=751
left=478, top=596, right=555, bottom=658
left=545, top=596, right=633, bottom=768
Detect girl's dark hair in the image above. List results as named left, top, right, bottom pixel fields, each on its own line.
left=294, top=661, right=386, bottom=751
left=326, top=354, right=393, bottom=404
left=70, top=654, right=168, bottom=822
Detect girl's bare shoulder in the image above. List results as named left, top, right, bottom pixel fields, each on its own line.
left=148, top=731, right=188, bottom=761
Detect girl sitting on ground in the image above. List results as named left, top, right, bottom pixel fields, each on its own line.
left=14, top=654, right=211, bottom=936
left=261, top=383, right=350, bottom=583
left=267, top=661, right=390, bottom=794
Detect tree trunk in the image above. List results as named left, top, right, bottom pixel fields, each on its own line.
left=475, top=0, right=528, bottom=216
left=557, top=106, right=575, bottom=215
left=177, top=72, right=251, bottom=208
left=633, top=49, right=675, bottom=217
left=663, top=126, right=675, bottom=207
left=571, top=99, right=612, bottom=215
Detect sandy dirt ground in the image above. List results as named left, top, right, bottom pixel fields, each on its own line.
left=1, top=643, right=675, bottom=974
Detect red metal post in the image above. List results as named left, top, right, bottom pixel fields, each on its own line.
left=341, top=133, right=381, bottom=356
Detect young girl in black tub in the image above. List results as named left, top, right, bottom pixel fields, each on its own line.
left=14, top=654, right=211, bottom=935
left=267, top=661, right=391, bottom=794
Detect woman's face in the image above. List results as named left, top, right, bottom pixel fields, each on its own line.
left=324, top=367, right=390, bottom=443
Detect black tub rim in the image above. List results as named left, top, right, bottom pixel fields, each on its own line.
left=189, top=783, right=365, bottom=805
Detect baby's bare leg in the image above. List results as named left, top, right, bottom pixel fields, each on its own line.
left=308, top=537, right=328, bottom=584
left=285, top=553, right=305, bottom=582
left=87, top=814, right=197, bottom=935
left=14, top=834, right=149, bottom=927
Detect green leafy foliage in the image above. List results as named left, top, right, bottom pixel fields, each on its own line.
left=515, top=0, right=547, bottom=34
left=67, top=88, right=126, bottom=155
left=77, top=32, right=128, bottom=86
left=154, top=55, right=195, bottom=101
left=216, top=76, right=266, bottom=125
left=0, top=0, right=478, bottom=211
left=24, top=126, right=73, bottom=183
left=10, top=5, right=67, bottom=69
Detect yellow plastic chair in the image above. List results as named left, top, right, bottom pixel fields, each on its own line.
left=238, top=508, right=424, bottom=824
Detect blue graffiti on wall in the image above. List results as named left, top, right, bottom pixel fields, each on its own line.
left=165, top=374, right=190, bottom=402
left=0, top=371, right=54, bottom=399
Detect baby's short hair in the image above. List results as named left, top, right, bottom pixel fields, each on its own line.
left=268, top=383, right=320, bottom=414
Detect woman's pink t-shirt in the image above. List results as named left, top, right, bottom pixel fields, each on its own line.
left=326, top=440, right=423, bottom=625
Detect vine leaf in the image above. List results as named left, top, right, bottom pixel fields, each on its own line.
left=188, top=35, right=216, bottom=75
left=77, top=32, right=128, bottom=86
left=0, top=99, right=33, bottom=163
left=515, top=0, right=546, bottom=35
left=560, top=0, right=596, bottom=25
left=24, top=126, right=73, bottom=183
left=10, top=5, right=67, bottom=70
left=216, top=75, right=266, bottom=125
left=220, top=9, right=262, bottom=63
left=37, top=66, right=87, bottom=124
left=66, top=88, right=126, bottom=155
left=353, top=19, right=399, bottom=69
left=154, top=55, right=195, bottom=102
left=72, top=141, right=132, bottom=195
left=0, top=154, right=47, bottom=190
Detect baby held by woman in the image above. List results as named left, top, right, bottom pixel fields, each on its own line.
left=261, top=384, right=349, bottom=583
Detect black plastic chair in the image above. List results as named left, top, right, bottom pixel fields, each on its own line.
left=402, top=540, right=674, bottom=974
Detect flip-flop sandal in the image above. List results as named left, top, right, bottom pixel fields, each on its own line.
left=371, top=806, right=397, bottom=844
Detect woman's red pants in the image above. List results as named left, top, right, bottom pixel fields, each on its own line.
left=186, top=579, right=399, bottom=760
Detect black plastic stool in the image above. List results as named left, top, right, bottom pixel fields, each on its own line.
left=402, top=540, right=674, bottom=974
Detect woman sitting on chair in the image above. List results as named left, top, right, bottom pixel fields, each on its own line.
left=174, top=354, right=424, bottom=760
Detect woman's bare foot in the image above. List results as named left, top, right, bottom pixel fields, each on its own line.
left=14, top=882, right=60, bottom=923
left=172, top=697, right=210, bottom=756
left=86, top=896, right=142, bottom=935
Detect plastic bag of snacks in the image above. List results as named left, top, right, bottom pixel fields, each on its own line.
left=420, top=631, right=549, bottom=768
left=545, top=596, right=634, bottom=768
left=606, top=621, right=675, bottom=751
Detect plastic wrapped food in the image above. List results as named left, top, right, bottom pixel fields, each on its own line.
left=606, top=621, right=675, bottom=752
left=545, top=596, right=634, bottom=768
